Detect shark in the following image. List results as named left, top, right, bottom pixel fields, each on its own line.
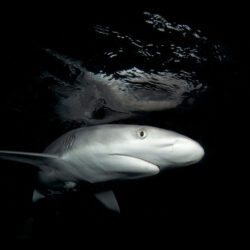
left=0, top=124, right=204, bottom=213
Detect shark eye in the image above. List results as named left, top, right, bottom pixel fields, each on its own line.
left=136, top=128, right=147, bottom=139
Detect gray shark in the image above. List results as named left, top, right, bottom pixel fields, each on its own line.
left=0, top=124, right=204, bottom=212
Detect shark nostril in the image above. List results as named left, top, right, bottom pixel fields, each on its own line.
left=162, top=139, right=177, bottom=147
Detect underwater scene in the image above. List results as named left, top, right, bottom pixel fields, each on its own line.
left=0, top=5, right=247, bottom=244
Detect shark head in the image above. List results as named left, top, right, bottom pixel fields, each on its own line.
left=66, top=124, right=205, bottom=182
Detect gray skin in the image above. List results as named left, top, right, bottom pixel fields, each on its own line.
left=0, top=124, right=204, bottom=212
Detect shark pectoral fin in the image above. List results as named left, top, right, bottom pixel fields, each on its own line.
left=32, top=189, right=46, bottom=203
left=94, top=190, right=120, bottom=213
left=0, top=150, right=59, bottom=169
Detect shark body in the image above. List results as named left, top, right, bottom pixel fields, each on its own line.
left=0, top=124, right=204, bottom=212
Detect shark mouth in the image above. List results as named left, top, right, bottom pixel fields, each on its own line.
left=109, top=154, right=160, bottom=173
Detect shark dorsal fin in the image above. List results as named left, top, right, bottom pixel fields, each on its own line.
left=0, top=150, right=59, bottom=169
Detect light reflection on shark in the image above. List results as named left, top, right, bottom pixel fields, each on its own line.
left=0, top=124, right=204, bottom=212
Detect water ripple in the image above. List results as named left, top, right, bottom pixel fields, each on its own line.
left=41, top=49, right=205, bottom=125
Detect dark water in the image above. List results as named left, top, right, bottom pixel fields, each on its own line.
left=0, top=5, right=248, bottom=244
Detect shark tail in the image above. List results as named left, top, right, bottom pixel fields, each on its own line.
left=0, top=150, right=59, bottom=168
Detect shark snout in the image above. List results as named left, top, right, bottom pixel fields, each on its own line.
left=170, top=137, right=204, bottom=166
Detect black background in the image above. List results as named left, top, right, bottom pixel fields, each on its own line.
left=0, top=4, right=248, bottom=246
